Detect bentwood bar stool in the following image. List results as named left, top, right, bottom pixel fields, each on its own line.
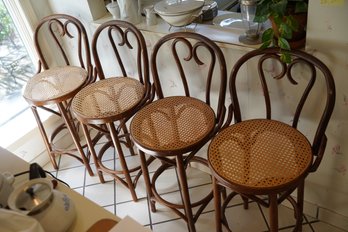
left=23, top=14, right=95, bottom=175
left=130, top=32, right=227, bottom=232
left=208, top=48, right=336, bottom=231
left=71, top=20, right=153, bottom=202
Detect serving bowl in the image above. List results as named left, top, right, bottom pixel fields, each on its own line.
left=154, top=0, right=204, bottom=27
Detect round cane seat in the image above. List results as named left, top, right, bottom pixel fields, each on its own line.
left=71, top=77, right=145, bottom=124
left=208, top=119, right=313, bottom=194
left=130, top=96, right=216, bottom=156
left=23, top=66, right=87, bottom=106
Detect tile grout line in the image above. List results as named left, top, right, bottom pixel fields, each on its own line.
left=113, top=147, right=118, bottom=216
left=145, top=190, right=154, bottom=231
left=257, top=201, right=271, bottom=231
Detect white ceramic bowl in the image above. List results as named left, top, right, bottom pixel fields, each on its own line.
left=154, top=0, right=204, bottom=27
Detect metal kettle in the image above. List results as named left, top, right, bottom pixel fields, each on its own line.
left=7, top=178, right=76, bottom=232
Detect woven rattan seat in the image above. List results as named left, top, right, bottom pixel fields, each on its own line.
left=131, top=96, right=215, bottom=155
left=130, top=32, right=227, bottom=232
left=24, top=66, right=87, bottom=105
left=71, top=20, right=152, bottom=202
left=209, top=119, right=312, bottom=192
left=23, top=14, right=94, bottom=175
left=72, top=77, right=145, bottom=124
left=208, top=48, right=336, bottom=232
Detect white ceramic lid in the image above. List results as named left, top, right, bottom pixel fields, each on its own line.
left=154, top=0, right=204, bottom=15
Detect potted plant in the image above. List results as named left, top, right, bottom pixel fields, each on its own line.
left=254, top=0, right=308, bottom=63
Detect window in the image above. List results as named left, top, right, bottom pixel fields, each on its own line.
left=0, top=0, right=38, bottom=147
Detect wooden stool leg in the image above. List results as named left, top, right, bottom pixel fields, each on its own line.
left=120, top=121, right=136, bottom=156
left=269, top=193, right=278, bottom=232
left=81, top=124, right=105, bottom=183
left=176, top=154, right=196, bottom=232
left=57, top=103, right=94, bottom=176
left=31, top=106, right=58, bottom=169
left=139, top=150, right=156, bottom=212
left=242, top=196, right=249, bottom=209
left=296, top=180, right=305, bottom=232
left=107, top=122, right=138, bottom=202
left=213, top=177, right=223, bottom=232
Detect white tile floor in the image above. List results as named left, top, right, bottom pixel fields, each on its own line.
left=43, top=140, right=347, bottom=232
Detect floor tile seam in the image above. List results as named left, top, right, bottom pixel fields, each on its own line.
left=258, top=203, right=321, bottom=222
left=81, top=171, right=143, bottom=188
left=150, top=201, right=211, bottom=220
left=52, top=145, right=96, bottom=167
left=154, top=182, right=213, bottom=197
left=150, top=217, right=183, bottom=227
left=82, top=163, right=87, bottom=196
left=102, top=203, right=115, bottom=208
left=145, top=194, right=154, bottom=230
left=53, top=162, right=86, bottom=172
left=265, top=220, right=321, bottom=232
left=92, top=172, right=212, bottom=189
left=79, top=179, right=115, bottom=190
left=94, top=168, right=213, bottom=187
left=114, top=196, right=148, bottom=205
left=150, top=211, right=234, bottom=229
left=257, top=201, right=271, bottom=231
left=222, top=200, right=322, bottom=225
left=151, top=208, right=320, bottom=232
left=113, top=180, right=117, bottom=214
left=146, top=188, right=215, bottom=221
left=97, top=153, right=134, bottom=162
left=303, top=215, right=317, bottom=232
left=303, top=214, right=320, bottom=223
left=80, top=181, right=226, bottom=204
left=258, top=203, right=321, bottom=232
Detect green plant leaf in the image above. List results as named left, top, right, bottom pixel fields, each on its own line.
left=272, top=14, right=283, bottom=27
left=269, top=0, right=287, bottom=17
left=260, top=40, right=272, bottom=49
left=279, top=22, right=293, bottom=39
left=280, top=51, right=292, bottom=63
left=278, top=37, right=291, bottom=50
left=286, top=15, right=299, bottom=31
left=255, top=0, right=272, bottom=22
left=261, top=28, right=274, bottom=42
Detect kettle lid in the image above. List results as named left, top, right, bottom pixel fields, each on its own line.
left=8, top=178, right=53, bottom=215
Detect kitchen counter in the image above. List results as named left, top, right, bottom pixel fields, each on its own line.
left=93, top=10, right=265, bottom=51
left=0, top=147, right=121, bottom=232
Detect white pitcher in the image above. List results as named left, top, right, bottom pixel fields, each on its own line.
left=118, top=0, right=141, bottom=24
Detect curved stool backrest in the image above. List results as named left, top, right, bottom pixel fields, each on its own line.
left=150, top=31, right=228, bottom=131
left=91, top=20, right=151, bottom=102
left=34, top=14, right=92, bottom=84
left=229, top=47, right=336, bottom=167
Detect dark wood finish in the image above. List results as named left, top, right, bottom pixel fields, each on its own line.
left=130, top=31, right=227, bottom=232
left=23, top=14, right=94, bottom=175
left=208, top=47, right=336, bottom=232
left=71, top=20, right=153, bottom=202
left=86, top=218, right=118, bottom=232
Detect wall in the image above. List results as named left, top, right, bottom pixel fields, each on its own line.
left=304, top=0, right=348, bottom=228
